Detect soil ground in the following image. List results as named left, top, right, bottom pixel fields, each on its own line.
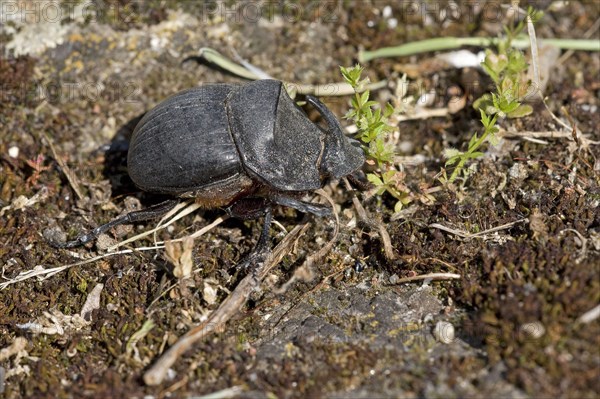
left=0, top=1, right=599, bottom=398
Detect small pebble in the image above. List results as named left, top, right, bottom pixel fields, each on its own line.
left=508, top=163, right=529, bottom=180
left=382, top=6, right=392, bottom=18
left=433, top=321, right=455, bottom=344
left=166, top=368, right=177, bottom=381
left=96, top=234, right=117, bottom=251
left=520, top=321, right=545, bottom=339
left=43, top=227, right=67, bottom=245
left=8, top=146, right=19, bottom=158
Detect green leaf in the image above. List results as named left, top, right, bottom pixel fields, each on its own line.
left=382, top=169, right=396, bottom=183
left=394, top=201, right=403, bottom=214
left=489, top=114, right=498, bottom=127
left=474, top=93, right=494, bottom=114
left=340, top=66, right=350, bottom=79
left=480, top=109, right=490, bottom=127
left=445, top=156, right=461, bottom=167
left=384, top=102, right=395, bottom=118
left=359, top=91, right=370, bottom=108
left=466, top=151, right=484, bottom=159
left=340, top=64, right=364, bottom=88
left=468, top=132, right=479, bottom=149
left=481, top=63, right=499, bottom=84
left=507, top=50, right=528, bottom=75
left=507, top=104, right=533, bottom=118
left=367, top=173, right=383, bottom=186
left=443, top=148, right=462, bottom=159
left=488, top=133, right=500, bottom=146
left=491, top=92, right=501, bottom=109
left=371, top=138, right=394, bottom=164
left=501, top=100, right=521, bottom=114
left=528, top=7, right=544, bottom=24
left=344, top=109, right=356, bottom=120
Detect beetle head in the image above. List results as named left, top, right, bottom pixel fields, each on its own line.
left=305, top=95, right=365, bottom=180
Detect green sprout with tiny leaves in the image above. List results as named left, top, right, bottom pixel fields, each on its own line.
left=443, top=8, right=543, bottom=183
left=340, top=64, right=410, bottom=212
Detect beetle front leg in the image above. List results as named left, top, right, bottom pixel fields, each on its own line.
left=269, top=193, right=332, bottom=218
left=51, top=199, right=179, bottom=248
left=255, top=206, right=273, bottom=253
left=234, top=206, right=273, bottom=270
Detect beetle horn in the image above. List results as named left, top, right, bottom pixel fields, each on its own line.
left=304, top=95, right=365, bottom=179
left=304, top=95, right=346, bottom=138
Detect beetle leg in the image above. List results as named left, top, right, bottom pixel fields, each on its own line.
left=235, top=206, right=273, bottom=270
left=255, top=206, right=273, bottom=253
left=270, top=194, right=332, bottom=218
left=52, top=199, right=179, bottom=248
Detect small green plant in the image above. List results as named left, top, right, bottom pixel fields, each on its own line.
left=340, top=64, right=410, bottom=212
left=443, top=8, right=543, bottom=183
left=443, top=109, right=499, bottom=183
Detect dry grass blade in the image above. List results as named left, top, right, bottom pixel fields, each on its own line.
left=198, top=47, right=387, bottom=97
left=1, top=252, right=128, bottom=290
left=106, top=201, right=202, bottom=251
left=1, top=216, right=226, bottom=290
left=143, top=223, right=310, bottom=386
left=429, top=218, right=527, bottom=240
left=392, top=272, right=461, bottom=284
left=152, top=200, right=198, bottom=242
left=42, top=132, right=84, bottom=201
left=527, top=14, right=541, bottom=97
left=577, top=304, right=600, bottom=324
left=396, top=107, right=449, bottom=122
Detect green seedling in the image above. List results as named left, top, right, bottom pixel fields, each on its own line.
left=340, top=64, right=410, bottom=212
left=443, top=7, right=543, bottom=183
left=443, top=109, right=499, bottom=183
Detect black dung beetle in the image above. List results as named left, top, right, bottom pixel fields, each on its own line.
left=54, top=79, right=365, bottom=252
